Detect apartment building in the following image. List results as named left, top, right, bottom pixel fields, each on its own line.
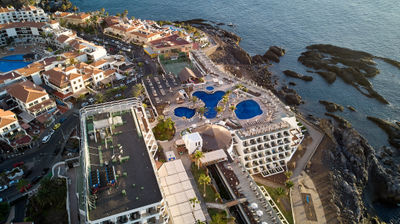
left=0, top=6, right=48, bottom=24
left=6, top=80, right=56, bottom=119
left=147, top=34, right=193, bottom=55
left=0, top=21, right=46, bottom=46
left=79, top=99, right=167, bottom=224
left=0, top=109, right=24, bottom=143
left=232, top=116, right=303, bottom=177
left=42, top=68, right=86, bottom=101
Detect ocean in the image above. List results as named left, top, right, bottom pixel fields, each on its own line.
left=71, top=0, right=400, bottom=220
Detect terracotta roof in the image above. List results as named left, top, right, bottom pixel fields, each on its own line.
left=82, top=73, right=92, bottom=81
left=15, top=64, right=42, bottom=77
left=178, top=67, right=196, bottom=82
left=90, top=59, right=107, bottom=67
left=63, top=51, right=86, bottom=59
left=21, top=5, right=38, bottom=11
left=49, top=20, right=58, bottom=24
left=69, top=73, right=82, bottom=80
left=0, top=21, right=46, bottom=30
left=84, top=66, right=102, bottom=75
left=104, top=16, right=120, bottom=26
left=66, top=13, right=90, bottom=20
left=75, top=62, right=88, bottom=70
left=56, top=34, right=73, bottom=44
left=54, top=12, right=71, bottom=18
left=109, top=24, right=136, bottom=33
left=6, top=80, right=47, bottom=103
left=53, top=91, right=73, bottom=100
left=0, top=6, right=15, bottom=13
left=0, top=109, right=17, bottom=129
left=131, top=30, right=158, bottom=38
left=150, top=34, right=191, bottom=49
left=0, top=72, right=22, bottom=84
left=43, top=69, right=69, bottom=88
left=65, top=65, right=76, bottom=72
left=103, top=69, right=116, bottom=77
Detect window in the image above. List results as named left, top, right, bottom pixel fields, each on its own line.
left=41, top=97, right=46, bottom=101
left=10, top=124, right=16, bottom=129
left=79, top=84, right=82, bottom=88
left=73, top=81, right=76, bottom=84
left=75, top=87, right=78, bottom=90
left=34, top=100, right=38, bottom=104
left=29, top=103, right=33, bottom=107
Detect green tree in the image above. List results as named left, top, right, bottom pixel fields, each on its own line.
left=229, top=105, right=236, bottom=115
left=95, top=93, right=104, bottom=103
left=275, top=187, right=286, bottom=203
left=197, top=107, right=206, bottom=118
left=116, top=13, right=121, bottom=17
left=0, top=202, right=10, bottom=221
left=100, top=8, right=105, bottom=15
left=73, top=6, right=78, bottom=12
left=199, top=173, right=211, bottom=197
left=61, top=4, right=67, bottom=11
left=132, top=83, right=144, bottom=98
left=193, top=150, right=204, bottom=169
left=216, top=106, right=223, bottom=114
left=191, top=96, right=198, bottom=106
left=16, top=179, right=28, bottom=192
left=130, top=16, right=135, bottom=20
left=122, top=9, right=128, bottom=18
left=285, top=180, right=294, bottom=195
left=189, top=197, right=199, bottom=208
left=284, top=171, right=293, bottom=180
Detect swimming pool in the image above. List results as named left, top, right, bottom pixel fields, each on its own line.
left=0, top=54, right=32, bottom=73
left=206, top=86, right=214, bottom=91
left=235, top=100, right=263, bottom=119
left=174, top=107, right=196, bottom=119
left=193, top=90, right=225, bottom=118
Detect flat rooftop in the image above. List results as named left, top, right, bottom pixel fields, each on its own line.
left=84, top=109, right=162, bottom=221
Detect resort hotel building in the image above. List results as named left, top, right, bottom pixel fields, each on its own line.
left=78, top=99, right=167, bottom=224
left=0, top=6, right=48, bottom=24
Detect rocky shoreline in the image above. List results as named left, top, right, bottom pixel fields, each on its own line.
left=180, top=20, right=399, bottom=222
left=367, top=116, right=400, bottom=148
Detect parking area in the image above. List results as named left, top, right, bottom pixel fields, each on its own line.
left=143, top=73, right=181, bottom=105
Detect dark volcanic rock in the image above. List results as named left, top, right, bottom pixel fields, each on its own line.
left=263, top=46, right=285, bottom=63
left=298, top=44, right=391, bottom=104
left=251, top=54, right=266, bottom=64
left=231, top=46, right=252, bottom=65
left=288, top=82, right=296, bottom=86
left=347, top=106, right=356, bottom=112
left=367, top=116, right=400, bottom=148
left=283, top=70, right=313, bottom=81
left=316, top=71, right=336, bottom=83
left=277, top=86, right=302, bottom=105
left=320, top=119, right=400, bottom=222
left=319, top=100, right=344, bottom=112
left=325, top=113, right=351, bottom=128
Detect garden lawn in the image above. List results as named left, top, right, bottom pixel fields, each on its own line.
left=191, top=164, right=218, bottom=203
left=258, top=183, right=294, bottom=224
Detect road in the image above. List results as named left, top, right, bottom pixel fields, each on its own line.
left=0, top=110, right=79, bottom=202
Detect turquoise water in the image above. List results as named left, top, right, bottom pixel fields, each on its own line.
left=72, top=0, right=400, bottom=220
left=0, top=55, right=32, bottom=72
left=235, top=100, right=262, bottom=119
left=193, top=90, right=225, bottom=118
left=174, top=107, right=195, bottom=119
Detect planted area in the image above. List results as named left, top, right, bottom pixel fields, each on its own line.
left=152, top=116, right=175, bottom=141
left=191, top=163, right=220, bottom=203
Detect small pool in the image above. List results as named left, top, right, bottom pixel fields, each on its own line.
left=0, top=54, right=32, bottom=73
left=235, top=100, right=263, bottom=119
left=206, top=86, right=214, bottom=91
left=174, top=107, right=196, bottom=119
left=193, top=90, right=225, bottom=118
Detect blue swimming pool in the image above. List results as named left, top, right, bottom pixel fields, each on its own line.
left=235, top=100, right=263, bottom=119
left=174, top=107, right=196, bottom=119
left=193, top=90, right=225, bottom=119
left=0, top=54, right=32, bottom=73
left=206, top=86, right=214, bottom=91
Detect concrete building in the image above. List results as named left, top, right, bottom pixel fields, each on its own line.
left=0, top=21, right=46, bottom=46
left=78, top=99, right=166, bottom=224
left=182, top=132, right=202, bottom=154
left=0, top=6, right=48, bottom=24
left=0, top=109, right=23, bottom=143
left=6, top=80, right=56, bottom=120
left=232, top=116, right=303, bottom=177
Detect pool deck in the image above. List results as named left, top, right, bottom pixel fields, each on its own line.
left=0, top=45, right=34, bottom=58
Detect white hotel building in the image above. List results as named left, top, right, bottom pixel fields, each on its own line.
left=0, top=5, right=48, bottom=24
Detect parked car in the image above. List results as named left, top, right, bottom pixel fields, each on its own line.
left=53, top=123, right=61, bottom=130
left=81, top=102, right=89, bottom=107
left=9, top=179, right=20, bottom=186
left=0, top=185, right=8, bottom=192
left=13, top=161, right=24, bottom=168
left=33, top=129, right=40, bottom=135
left=7, top=167, right=24, bottom=180
left=31, top=176, right=43, bottom=185
left=42, top=135, right=51, bottom=144
left=115, top=93, right=122, bottom=98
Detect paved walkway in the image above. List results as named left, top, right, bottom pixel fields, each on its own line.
left=290, top=117, right=325, bottom=224
left=291, top=171, right=326, bottom=224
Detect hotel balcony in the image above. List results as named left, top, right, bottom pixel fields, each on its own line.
left=250, top=139, right=256, bottom=145
left=264, top=143, right=271, bottom=149
left=243, top=148, right=250, bottom=154
left=263, top=136, right=270, bottom=141
left=284, top=131, right=290, bottom=136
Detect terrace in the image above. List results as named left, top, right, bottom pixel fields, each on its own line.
left=83, top=107, right=162, bottom=221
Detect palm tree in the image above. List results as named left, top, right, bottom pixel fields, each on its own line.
left=285, top=180, right=294, bottom=195
left=189, top=197, right=199, bottom=208
left=215, top=192, right=222, bottom=203
left=284, top=171, right=293, bottom=180
left=73, top=6, right=78, bottom=12
left=229, top=105, right=236, bottom=115
left=216, top=106, right=223, bottom=115
left=275, top=187, right=286, bottom=203
left=193, top=150, right=204, bottom=169
left=199, top=173, right=211, bottom=197
left=197, top=107, right=206, bottom=118
left=191, top=96, right=198, bottom=106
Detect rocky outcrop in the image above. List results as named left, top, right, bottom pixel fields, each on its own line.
left=263, top=46, right=285, bottom=63
left=277, top=86, right=302, bottom=106
left=298, top=44, right=391, bottom=104
left=283, top=70, right=313, bottom=81
left=321, top=119, right=400, bottom=223
left=325, top=113, right=351, bottom=128
left=251, top=54, right=266, bottom=64
left=347, top=106, right=357, bottom=112
left=231, top=46, right=252, bottom=64
left=367, top=116, right=400, bottom=148
left=319, top=100, right=344, bottom=112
